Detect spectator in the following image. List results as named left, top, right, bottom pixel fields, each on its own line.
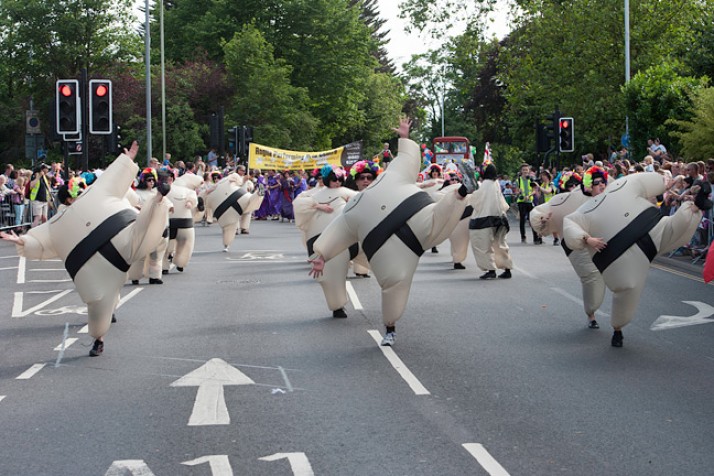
left=29, top=164, right=52, bottom=227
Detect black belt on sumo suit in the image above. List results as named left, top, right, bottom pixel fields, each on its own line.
left=213, top=189, right=246, bottom=221
left=561, top=206, right=662, bottom=270
left=65, top=209, right=137, bottom=280
left=169, top=217, right=194, bottom=240
left=307, top=234, right=358, bottom=260
left=362, top=191, right=434, bottom=262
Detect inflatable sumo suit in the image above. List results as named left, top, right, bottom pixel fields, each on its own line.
left=312, top=137, right=468, bottom=328
left=236, top=174, right=255, bottom=233
left=563, top=172, right=702, bottom=332
left=204, top=173, right=264, bottom=250
left=12, top=151, right=171, bottom=340
left=163, top=174, right=203, bottom=272
left=294, top=168, right=357, bottom=313
left=127, top=187, right=170, bottom=282
left=467, top=165, right=512, bottom=272
left=531, top=187, right=603, bottom=318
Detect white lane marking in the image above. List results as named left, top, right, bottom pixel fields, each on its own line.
left=78, top=325, right=88, bottom=334
left=117, top=288, right=143, bottom=308
left=651, top=301, right=714, bottom=331
left=17, top=256, right=25, bottom=284
left=0, top=255, right=19, bottom=259
left=462, top=443, right=510, bottom=476
left=550, top=287, right=610, bottom=318
left=28, top=268, right=67, bottom=272
left=16, top=363, right=46, bottom=380
left=171, top=358, right=255, bottom=426
left=54, top=323, right=71, bottom=367
left=104, top=460, right=156, bottom=476
left=367, top=330, right=430, bottom=396
left=345, top=281, right=363, bottom=311
left=0, top=395, right=6, bottom=403
left=182, top=455, right=233, bottom=476
left=27, top=278, right=72, bottom=283
left=278, top=366, right=294, bottom=392
left=0, top=266, right=18, bottom=271
left=54, top=337, right=78, bottom=351
left=259, top=453, right=314, bottom=476
left=12, top=289, right=73, bottom=318
left=513, top=265, right=536, bottom=279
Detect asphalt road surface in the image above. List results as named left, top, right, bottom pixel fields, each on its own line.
left=1, top=219, right=712, bottom=476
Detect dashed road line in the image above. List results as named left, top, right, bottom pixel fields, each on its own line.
left=367, top=330, right=430, bottom=395
left=16, top=363, right=46, bottom=380
left=345, top=281, right=363, bottom=311
left=550, top=287, right=610, bottom=318
left=462, top=443, right=510, bottom=476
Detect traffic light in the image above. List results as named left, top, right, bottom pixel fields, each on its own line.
left=89, top=79, right=112, bottom=134
left=559, top=117, right=574, bottom=152
left=107, top=125, right=122, bottom=153
left=545, top=111, right=559, bottom=144
left=56, top=79, right=80, bottom=135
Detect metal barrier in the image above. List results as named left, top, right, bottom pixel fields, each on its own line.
left=0, top=197, right=32, bottom=231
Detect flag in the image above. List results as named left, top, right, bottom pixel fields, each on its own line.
left=483, top=142, right=492, bottom=165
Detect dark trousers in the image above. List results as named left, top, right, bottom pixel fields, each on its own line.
left=518, top=202, right=538, bottom=241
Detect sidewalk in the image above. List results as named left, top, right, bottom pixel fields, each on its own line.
left=655, top=250, right=707, bottom=278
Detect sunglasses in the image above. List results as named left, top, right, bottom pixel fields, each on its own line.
left=592, top=179, right=604, bottom=186
left=357, top=174, right=374, bottom=180
left=145, top=178, right=155, bottom=182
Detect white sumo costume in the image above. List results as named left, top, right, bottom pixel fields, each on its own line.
left=467, top=175, right=512, bottom=273
left=163, top=174, right=203, bottom=272
left=204, top=173, right=264, bottom=250
left=530, top=188, right=603, bottom=318
left=127, top=186, right=170, bottom=283
left=294, top=182, right=357, bottom=314
left=563, top=173, right=702, bottom=336
left=312, top=138, right=468, bottom=334
left=10, top=151, right=171, bottom=341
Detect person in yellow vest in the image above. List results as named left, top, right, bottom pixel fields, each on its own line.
left=29, top=163, right=52, bottom=227
left=1, top=142, right=172, bottom=357
left=513, top=163, right=540, bottom=244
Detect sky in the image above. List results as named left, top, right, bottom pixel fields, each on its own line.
left=376, top=1, right=512, bottom=70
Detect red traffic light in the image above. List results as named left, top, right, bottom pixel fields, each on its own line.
left=560, top=119, right=571, bottom=129
left=95, top=84, right=108, bottom=97
left=60, top=84, right=73, bottom=97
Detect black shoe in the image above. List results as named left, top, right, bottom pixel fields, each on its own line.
left=176, top=267, right=184, bottom=272
left=168, top=254, right=174, bottom=262
left=149, top=278, right=163, bottom=284
left=479, top=270, right=497, bottom=280
left=454, top=262, right=466, bottom=270
left=534, top=238, right=543, bottom=245
left=111, top=314, right=117, bottom=323
left=611, top=330, right=623, bottom=347
left=162, top=269, right=169, bottom=275
left=332, top=308, right=347, bottom=318
left=241, top=229, right=250, bottom=235
left=131, top=280, right=139, bottom=285
left=588, top=320, right=600, bottom=329
left=89, top=339, right=104, bottom=357
left=355, top=273, right=370, bottom=278
left=498, top=269, right=512, bottom=279
left=431, top=247, right=438, bottom=253
left=553, top=238, right=560, bottom=246
left=521, top=237, right=527, bottom=243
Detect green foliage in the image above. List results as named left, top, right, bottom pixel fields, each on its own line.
left=668, top=87, right=714, bottom=161
left=623, top=63, right=708, bottom=158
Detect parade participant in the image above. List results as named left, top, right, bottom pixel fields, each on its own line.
left=200, top=171, right=222, bottom=225
left=236, top=166, right=254, bottom=234
left=514, top=163, right=540, bottom=244
left=349, top=160, right=383, bottom=277
left=0, top=142, right=172, bottom=357
left=563, top=172, right=708, bottom=347
left=163, top=173, right=203, bottom=274
left=420, top=163, right=445, bottom=253
left=530, top=169, right=605, bottom=329
left=467, top=163, right=513, bottom=279
left=444, top=172, right=472, bottom=270
left=205, top=172, right=264, bottom=252
left=128, top=168, right=170, bottom=285
left=308, top=118, right=469, bottom=346
left=294, top=165, right=358, bottom=317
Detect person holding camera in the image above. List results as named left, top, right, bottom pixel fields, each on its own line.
left=513, top=164, right=540, bottom=244
left=29, top=163, right=52, bottom=227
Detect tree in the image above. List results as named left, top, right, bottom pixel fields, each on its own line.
left=668, top=87, right=714, bottom=161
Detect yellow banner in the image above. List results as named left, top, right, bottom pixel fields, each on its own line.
left=248, top=143, right=344, bottom=171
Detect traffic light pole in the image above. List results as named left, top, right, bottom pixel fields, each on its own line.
left=81, top=68, right=89, bottom=171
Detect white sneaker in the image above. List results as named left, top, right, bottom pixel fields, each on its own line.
left=380, top=332, right=396, bottom=346
left=223, top=246, right=229, bottom=253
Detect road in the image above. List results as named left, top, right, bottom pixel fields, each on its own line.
left=1, top=219, right=713, bottom=476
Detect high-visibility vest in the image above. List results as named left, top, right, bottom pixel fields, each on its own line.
left=516, top=177, right=533, bottom=203
left=30, top=175, right=50, bottom=201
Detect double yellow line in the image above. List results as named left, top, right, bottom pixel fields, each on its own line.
left=652, top=262, right=711, bottom=285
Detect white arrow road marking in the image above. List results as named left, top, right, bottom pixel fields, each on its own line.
left=104, top=460, right=155, bottom=476
left=17, top=256, right=25, bottom=283
left=650, top=301, right=714, bottom=331
left=12, top=290, right=73, bottom=318
left=259, top=453, right=314, bottom=476
left=171, top=358, right=255, bottom=426
left=16, top=363, right=46, bottom=380
left=182, top=455, right=233, bottom=476
left=367, top=330, right=430, bottom=396
left=462, top=444, right=510, bottom=476
left=0, top=395, right=6, bottom=403
left=345, top=281, right=363, bottom=311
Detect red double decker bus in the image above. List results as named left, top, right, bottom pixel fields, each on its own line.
left=432, top=136, right=470, bottom=164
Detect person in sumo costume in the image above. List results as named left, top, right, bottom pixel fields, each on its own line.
left=204, top=172, right=264, bottom=252
left=530, top=168, right=606, bottom=329
left=308, top=118, right=469, bottom=346
left=1, top=142, right=172, bottom=356
left=128, top=167, right=170, bottom=285
left=347, top=160, right=383, bottom=278
left=293, top=165, right=357, bottom=317
left=563, top=171, right=709, bottom=347
left=162, top=173, right=203, bottom=273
